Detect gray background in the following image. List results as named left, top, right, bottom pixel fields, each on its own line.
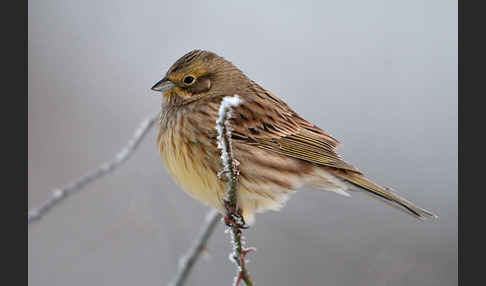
left=28, top=0, right=457, bottom=285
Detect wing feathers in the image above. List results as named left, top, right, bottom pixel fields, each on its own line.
left=220, top=87, right=360, bottom=173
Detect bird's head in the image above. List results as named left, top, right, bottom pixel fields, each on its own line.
left=151, top=50, right=247, bottom=105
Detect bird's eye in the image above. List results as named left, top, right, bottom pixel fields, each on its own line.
left=183, top=75, right=195, bottom=85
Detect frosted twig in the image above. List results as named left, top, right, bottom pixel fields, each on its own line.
left=168, top=209, right=222, bottom=286
left=28, top=112, right=160, bottom=225
left=216, top=95, right=255, bottom=286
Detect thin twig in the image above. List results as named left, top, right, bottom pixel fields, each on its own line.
left=28, top=107, right=251, bottom=285
left=168, top=209, right=222, bottom=286
left=28, top=112, right=160, bottom=225
left=216, top=95, right=255, bottom=286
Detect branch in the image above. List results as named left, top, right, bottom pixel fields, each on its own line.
left=168, top=209, right=222, bottom=286
left=216, top=95, right=255, bottom=286
left=28, top=108, right=248, bottom=285
left=28, top=112, right=160, bottom=225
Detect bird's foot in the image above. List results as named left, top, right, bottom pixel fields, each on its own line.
left=224, top=202, right=248, bottom=229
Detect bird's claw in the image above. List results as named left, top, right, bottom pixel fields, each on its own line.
left=224, top=212, right=249, bottom=229
left=224, top=201, right=248, bottom=229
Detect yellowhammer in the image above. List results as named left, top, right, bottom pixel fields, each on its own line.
left=151, top=50, right=436, bottom=224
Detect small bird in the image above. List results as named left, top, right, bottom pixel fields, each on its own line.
left=151, top=50, right=436, bottom=224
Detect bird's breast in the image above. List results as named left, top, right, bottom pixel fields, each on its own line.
left=157, top=115, right=226, bottom=211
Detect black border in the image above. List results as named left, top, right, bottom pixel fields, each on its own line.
left=7, top=0, right=27, bottom=285
left=459, top=0, right=482, bottom=285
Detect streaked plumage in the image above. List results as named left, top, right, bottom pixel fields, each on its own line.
left=153, top=50, right=436, bottom=224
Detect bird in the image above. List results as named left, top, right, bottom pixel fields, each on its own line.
left=151, top=49, right=437, bottom=225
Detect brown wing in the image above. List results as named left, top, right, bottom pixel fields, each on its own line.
left=225, top=86, right=361, bottom=173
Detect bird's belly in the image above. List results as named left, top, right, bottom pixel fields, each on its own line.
left=159, top=130, right=226, bottom=212
left=158, top=128, right=317, bottom=224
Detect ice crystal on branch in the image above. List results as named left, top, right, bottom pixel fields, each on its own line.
left=216, top=95, right=255, bottom=286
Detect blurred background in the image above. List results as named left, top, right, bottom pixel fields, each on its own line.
left=28, top=1, right=457, bottom=285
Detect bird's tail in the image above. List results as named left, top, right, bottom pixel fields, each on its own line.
left=329, top=169, right=437, bottom=220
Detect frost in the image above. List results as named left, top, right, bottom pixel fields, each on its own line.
left=233, top=275, right=240, bottom=286
left=52, top=189, right=64, bottom=199
left=217, top=95, right=242, bottom=119
left=228, top=252, right=239, bottom=266
left=216, top=95, right=254, bottom=286
left=216, top=94, right=242, bottom=177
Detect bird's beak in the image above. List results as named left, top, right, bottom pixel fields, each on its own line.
left=151, top=76, right=175, bottom=93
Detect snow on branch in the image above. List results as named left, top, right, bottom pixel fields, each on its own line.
left=28, top=112, right=160, bottom=225
left=216, top=95, right=255, bottom=286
